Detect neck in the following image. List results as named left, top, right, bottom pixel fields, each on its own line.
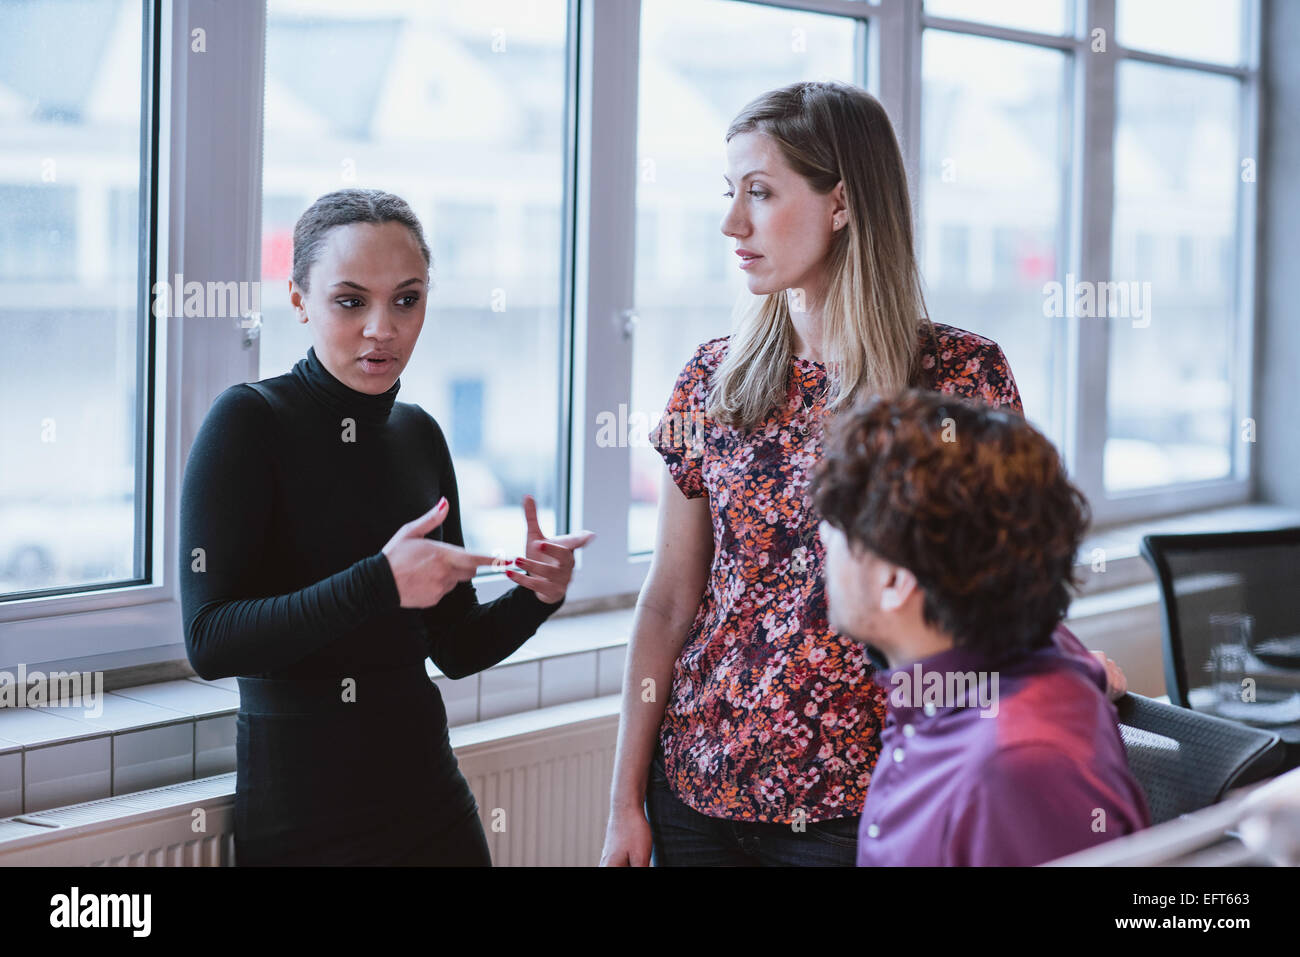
left=878, top=626, right=956, bottom=669
left=788, top=291, right=825, bottom=364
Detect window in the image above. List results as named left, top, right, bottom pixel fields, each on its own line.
left=920, top=0, right=1259, bottom=524
left=1116, top=0, right=1245, bottom=66
left=0, top=0, right=1265, bottom=675
left=628, top=0, right=861, bottom=554
left=0, top=0, right=151, bottom=600
left=1106, top=62, right=1241, bottom=492
left=260, top=0, right=570, bottom=558
left=924, top=0, right=1072, bottom=35
left=919, top=28, right=1069, bottom=449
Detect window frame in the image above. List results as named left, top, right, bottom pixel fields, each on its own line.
left=917, top=0, right=1259, bottom=526
left=0, top=0, right=1264, bottom=677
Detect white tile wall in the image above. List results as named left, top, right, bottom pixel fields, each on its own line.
left=433, top=674, right=479, bottom=727
left=0, top=750, right=20, bottom=818
left=195, top=714, right=237, bottom=776
left=187, top=675, right=239, bottom=693
left=541, top=652, right=598, bottom=707
left=67, top=693, right=189, bottom=733
left=479, top=661, right=540, bottom=720
left=0, top=706, right=97, bottom=745
left=597, top=645, right=628, bottom=696
left=24, top=737, right=112, bottom=813
left=109, top=680, right=239, bottom=716
left=113, top=723, right=194, bottom=795
left=0, top=623, right=632, bottom=820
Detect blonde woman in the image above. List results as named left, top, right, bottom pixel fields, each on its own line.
left=600, top=81, right=1120, bottom=866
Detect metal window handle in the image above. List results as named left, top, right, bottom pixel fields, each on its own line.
left=619, top=308, right=639, bottom=340
left=240, top=311, right=262, bottom=347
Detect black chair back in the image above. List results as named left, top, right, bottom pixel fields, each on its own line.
left=1140, top=528, right=1300, bottom=758
left=1116, top=692, right=1283, bottom=825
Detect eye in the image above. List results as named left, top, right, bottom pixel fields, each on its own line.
left=336, top=297, right=363, bottom=309
left=396, top=293, right=421, bottom=307
left=748, top=189, right=768, bottom=200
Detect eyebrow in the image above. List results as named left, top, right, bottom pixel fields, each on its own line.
left=330, top=278, right=424, bottom=292
left=722, top=169, right=770, bottom=185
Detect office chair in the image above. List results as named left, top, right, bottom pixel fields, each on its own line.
left=1140, top=527, right=1300, bottom=770
left=1116, top=692, right=1284, bottom=826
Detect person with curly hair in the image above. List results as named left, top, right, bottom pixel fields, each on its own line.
left=811, top=389, right=1150, bottom=866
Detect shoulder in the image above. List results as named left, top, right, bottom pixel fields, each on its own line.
left=668, top=336, right=730, bottom=393
left=403, top=402, right=450, bottom=447
left=993, top=661, right=1119, bottom=757
left=690, top=336, right=730, bottom=373
left=919, top=321, right=1008, bottom=371
left=917, top=321, right=1021, bottom=410
left=205, top=382, right=273, bottom=429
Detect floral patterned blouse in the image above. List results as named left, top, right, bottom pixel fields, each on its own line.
left=649, top=321, right=1024, bottom=823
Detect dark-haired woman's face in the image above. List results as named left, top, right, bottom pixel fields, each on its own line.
left=289, top=221, right=429, bottom=394
left=721, top=131, right=844, bottom=309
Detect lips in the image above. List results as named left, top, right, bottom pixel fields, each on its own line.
left=359, top=354, right=397, bottom=374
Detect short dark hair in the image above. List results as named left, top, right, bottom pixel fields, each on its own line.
left=810, top=388, right=1091, bottom=661
left=292, top=188, right=432, bottom=292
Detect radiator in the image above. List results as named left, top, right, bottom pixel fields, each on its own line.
left=0, top=700, right=620, bottom=867
left=456, top=708, right=619, bottom=866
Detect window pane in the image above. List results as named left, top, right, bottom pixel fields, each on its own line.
left=919, top=31, right=1069, bottom=447
left=1117, top=0, right=1244, bottom=66
left=261, top=0, right=568, bottom=556
left=1106, top=62, right=1240, bottom=492
left=0, top=0, right=146, bottom=598
left=629, top=0, right=859, bottom=554
left=923, top=0, right=1071, bottom=35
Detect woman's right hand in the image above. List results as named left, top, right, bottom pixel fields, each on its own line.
left=381, top=497, right=500, bottom=609
left=599, top=803, right=653, bottom=866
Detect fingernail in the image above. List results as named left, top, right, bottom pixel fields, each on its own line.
left=537, top=542, right=548, bottom=552
left=437, top=497, right=447, bottom=508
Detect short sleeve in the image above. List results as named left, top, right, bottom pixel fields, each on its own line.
left=648, top=342, right=714, bottom=500
left=976, top=343, right=1024, bottom=416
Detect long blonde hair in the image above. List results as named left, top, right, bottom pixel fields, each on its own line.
left=708, top=81, right=933, bottom=432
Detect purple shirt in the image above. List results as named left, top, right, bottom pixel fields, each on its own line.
left=856, top=624, right=1150, bottom=866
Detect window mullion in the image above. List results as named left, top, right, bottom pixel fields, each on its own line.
left=570, top=0, right=642, bottom=599
left=1069, top=0, right=1116, bottom=519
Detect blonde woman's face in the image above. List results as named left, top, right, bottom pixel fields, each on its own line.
left=721, top=131, right=845, bottom=307
left=289, top=220, right=429, bottom=394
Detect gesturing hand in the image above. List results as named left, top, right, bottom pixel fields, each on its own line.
left=382, top=497, right=499, bottom=609
left=504, top=494, right=595, bottom=604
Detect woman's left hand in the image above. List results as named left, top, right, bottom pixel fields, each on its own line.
left=1091, top=649, right=1128, bottom=701
left=505, top=494, right=596, bottom=604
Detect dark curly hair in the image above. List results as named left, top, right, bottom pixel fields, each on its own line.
left=809, top=388, right=1091, bottom=661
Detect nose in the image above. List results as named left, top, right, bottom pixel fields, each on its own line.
left=721, top=196, right=748, bottom=239
left=362, top=306, right=399, bottom=342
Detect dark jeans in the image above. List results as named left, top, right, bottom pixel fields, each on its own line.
left=645, top=747, right=860, bottom=866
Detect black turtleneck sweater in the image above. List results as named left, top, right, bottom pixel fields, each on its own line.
left=179, top=346, right=563, bottom=682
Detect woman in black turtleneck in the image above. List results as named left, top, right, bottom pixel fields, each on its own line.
left=179, top=189, right=593, bottom=866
